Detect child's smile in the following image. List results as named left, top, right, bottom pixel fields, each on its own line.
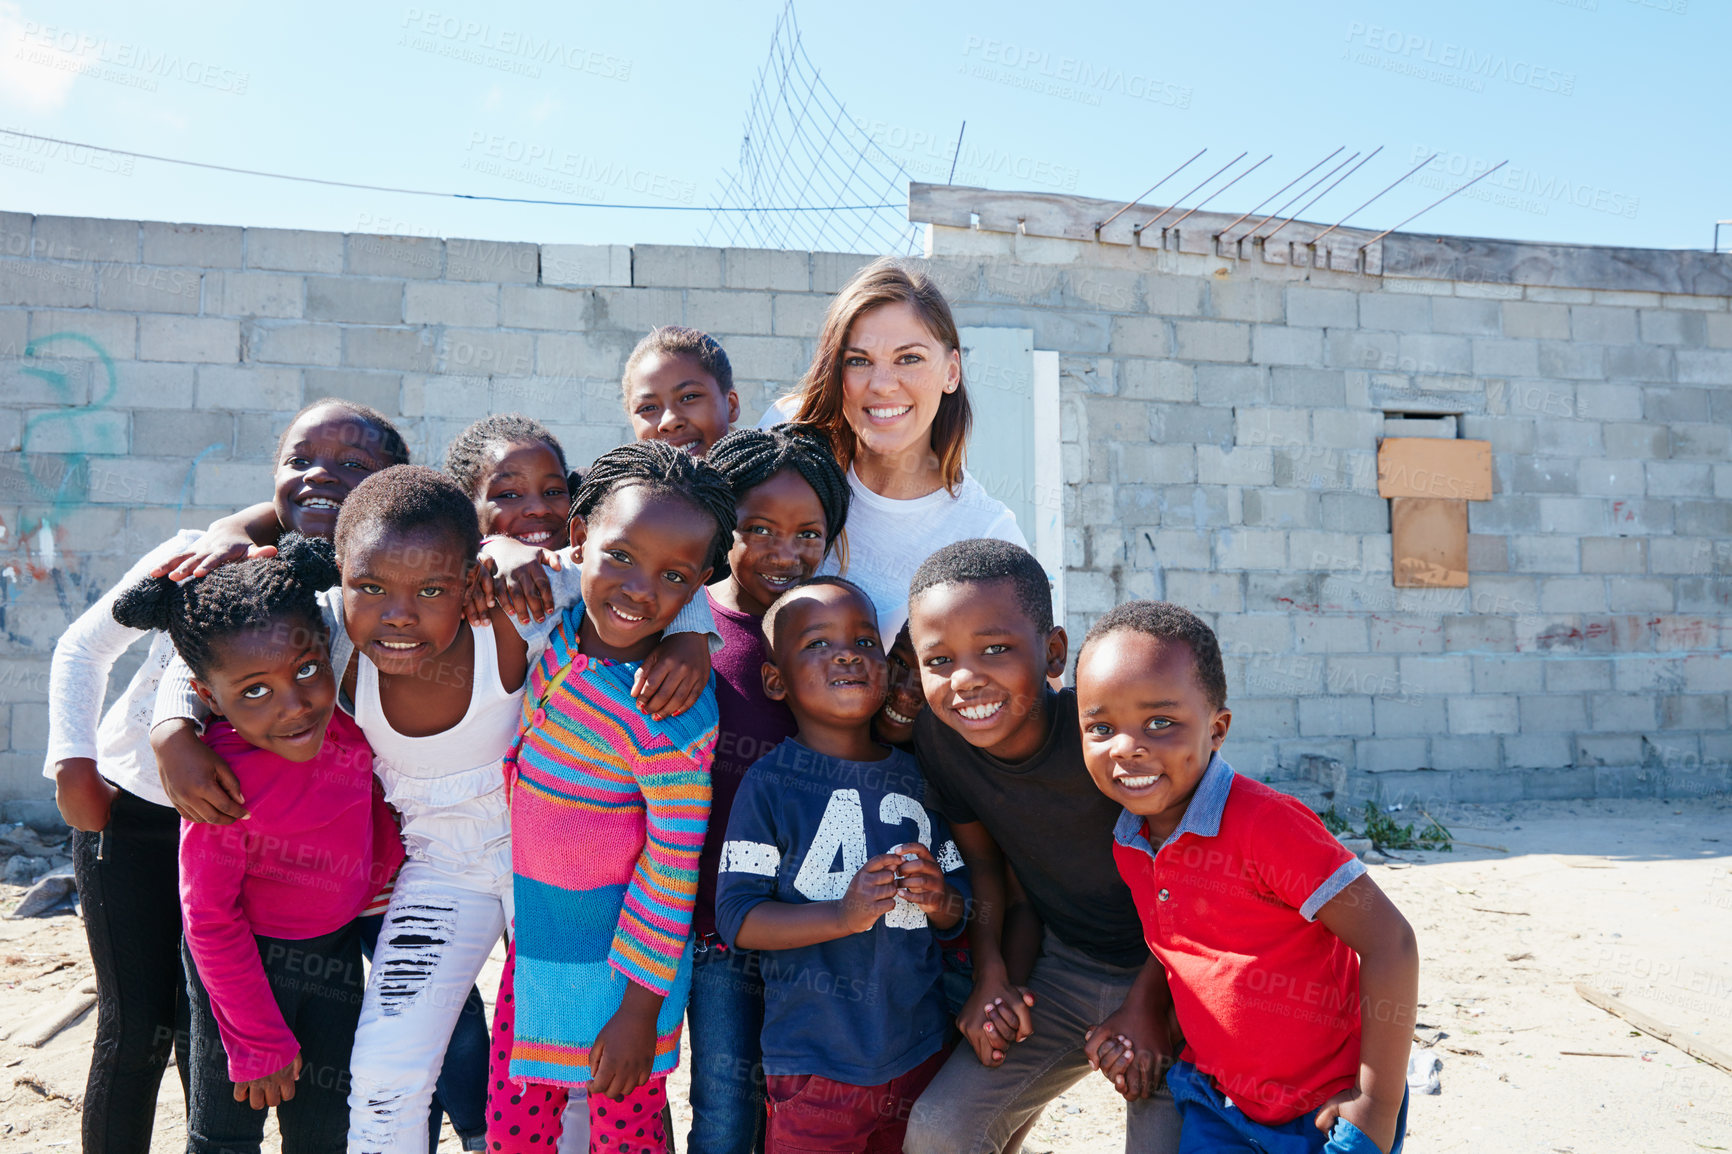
left=340, top=526, right=471, bottom=678
left=193, top=620, right=338, bottom=764
left=479, top=442, right=571, bottom=549
left=574, top=485, right=717, bottom=663
left=274, top=407, right=390, bottom=540
left=723, top=468, right=828, bottom=617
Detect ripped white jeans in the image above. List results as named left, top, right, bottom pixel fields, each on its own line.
left=346, top=861, right=511, bottom=1154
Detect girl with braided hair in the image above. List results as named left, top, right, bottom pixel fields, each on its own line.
left=112, top=535, right=404, bottom=1154
left=487, top=440, right=737, bottom=1154
left=676, top=422, right=850, bottom=1154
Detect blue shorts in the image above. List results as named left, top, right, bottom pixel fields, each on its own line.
left=1166, top=1059, right=1408, bottom=1154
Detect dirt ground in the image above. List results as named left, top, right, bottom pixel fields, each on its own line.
left=3, top=795, right=1730, bottom=1153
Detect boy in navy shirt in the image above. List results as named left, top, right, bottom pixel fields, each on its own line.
left=1077, top=601, right=1417, bottom=1153
left=716, top=577, right=968, bottom=1153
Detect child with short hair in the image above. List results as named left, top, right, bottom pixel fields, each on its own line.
left=112, top=534, right=404, bottom=1154
left=624, top=325, right=739, bottom=458
left=446, top=413, right=572, bottom=550
left=487, top=440, right=736, bottom=1154
left=717, top=577, right=968, bottom=1154
left=900, top=539, right=1181, bottom=1154
left=1076, top=602, right=1417, bottom=1154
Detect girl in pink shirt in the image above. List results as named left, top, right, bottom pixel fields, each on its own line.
left=114, top=534, right=404, bottom=1154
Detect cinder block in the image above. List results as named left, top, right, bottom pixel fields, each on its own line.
left=0, top=257, right=97, bottom=308
left=1193, top=364, right=1267, bottom=405
left=1661, top=693, right=1726, bottom=729
left=1470, top=338, right=1538, bottom=377
left=245, top=228, right=344, bottom=274
left=1607, top=576, right=1675, bottom=612
left=193, top=460, right=273, bottom=508
left=205, top=271, right=302, bottom=319
left=1707, top=313, right=1732, bottom=348
left=811, top=252, right=875, bottom=294
left=1676, top=501, right=1732, bottom=537
left=139, top=315, right=238, bottom=363
left=1228, top=698, right=1299, bottom=741
left=1503, top=459, right=1578, bottom=497
left=445, top=238, right=538, bottom=284
left=633, top=245, right=722, bottom=289
left=95, top=264, right=200, bottom=314
left=1292, top=614, right=1367, bottom=652
left=1142, top=274, right=1206, bottom=317
left=1639, top=310, right=1706, bottom=346
left=1396, top=333, right=1471, bottom=375
left=81, top=456, right=189, bottom=505
left=1285, top=286, right=1357, bottom=329
left=1604, top=344, right=1672, bottom=382
left=1453, top=281, right=1522, bottom=300
left=303, top=369, right=402, bottom=413
left=587, top=286, right=682, bottom=333
left=686, top=289, right=772, bottom=336
left=1501, top=301, right=1570, bottom=339
left=1240, top=488, right=1316, bottom=529
left=771, top=293, right=830, bottom=338
left=1355, top=738, right=1431, bottom=775
left=131, top=410, right=232, bottom=458
left=1399, top=655, right=1470, bottom=695
left=1447, top=695, right=1518, bottom=734
left=1324, top=329, right=1398, bottom=372
left=196, top=366, right=301, bottom=411
left=1575, top=458, right=1643, bottom=498
left=1539, top=576, right=1607, bottom=613
left=1532, top=419, right=1599, bottom=456
left=405, top=282, right=500, bottom=328
left=244, top=322, right=342, bottom=367
left=1266, top=368, right=1340, bottom=407
left=1319, top=493, right=1387, bottom=534
left=1087, top=398, right=1151, bottom=441
left=1117, top=443, right=1196, bottom=484
left=1115, top=359, right=1192, bottom=402
left=1589, top=693, right=1657, bottom=731
left=1645, top=461, right=1711, bottom=498
left=723, top=248, right=809, bottom=292
left=541, top=244, right=630, bottom=288
left=1215, top=528, right=1287, bottom=571
left=1208, top=278, right=1283, bottom=322
left=1299, top=696, right=1373, bottom=737
left=1197, top=445, right=1273, bottom=487
left=26, top=310, right=135, bottom=359
left=1648, top=538, right=1713, bottom=576
left=346, top=234, right=443, bottom=279
left=1443, top=616, right=1515, bottom=651
left=1430, top=297, right=1501, bottom=336
left=498, top=286, right=587, bottom=332
left=33, top=215, right=137, bottom=263
left=1467, top=534, right=1507, bottom=572
left=1164, top=570, right=1244, bottom=613
left=1671, top=424, right=1730, bottom=458
left=536, top=331, right=633, bottom=380
left=1602, top=422, right=1669, bottom=459
left=21, top=408, right=128, bottom=455
left=1535, top=496, right=1608, bottom=535
left=1140, top=525, right=1210, bottom=568
left=438, top=329, right=533, bottom=378
left=142, top=222, right=242, bottom=268
left=1310, top=410, right=1382, bottom=450
left=1355, top=292, right=1429, bottom=332
left=1569, top=306, right=1638, bottom=344
left=92, top=361, right=191, bottom=411
left=1504, top=732, right=1571, bottom=769
left=1683, top=654, right=1732, bottom=692
left=343, top=327, right=437, bottom=372
left=1545, top=658, right=1612, bottom=692
left=719, top=335, right=807, bottom=382
left=1573, top=383, right=1643, bottom=422
left=1430, top=736, right=1499, bottom=772
left=1108, top=316, right=1168, bottom=358
left=1251, top=326, right=1323, bottom=366
left=1581, top=537, right=1645, bottom=574
left=1290, top=530, right=1359, bottom=568
left=1537, top=342, right=1606, bottom=380
left=1471, top=656, right=1544, bottom=694
left=1675, top=349, right=1732, bottom=384
left=1174, top=320, right=1249, bottom=363
left=1644, top=387, right=1709, bottom=423
left=1215, top=613, right=1295, bottom=656
left=306, top=278, right=404, bottom=325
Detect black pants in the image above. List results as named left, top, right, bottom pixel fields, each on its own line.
left=184, top=921, right=366, bottom=1154
left=74, top=787, right=191, bottom=1154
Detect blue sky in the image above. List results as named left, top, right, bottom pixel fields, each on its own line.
left=0, top=0, right=1722, bottom=253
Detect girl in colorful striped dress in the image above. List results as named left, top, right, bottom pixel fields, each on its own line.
left=490, top=441, right=739, bottom=1154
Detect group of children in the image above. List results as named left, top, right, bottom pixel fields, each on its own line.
left=53, top=309, right=1419, bottom=1154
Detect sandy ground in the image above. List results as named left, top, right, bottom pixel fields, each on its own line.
left=2, top=795, right=1730, bottom=1153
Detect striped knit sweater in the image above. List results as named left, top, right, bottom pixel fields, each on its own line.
left=505, top=600, right=717, bottom=1087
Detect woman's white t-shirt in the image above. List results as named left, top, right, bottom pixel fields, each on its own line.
left=820, top=465, right=1027, bottom=641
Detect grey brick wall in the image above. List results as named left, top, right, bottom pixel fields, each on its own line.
left=2, top=206, right=1728, bottom=810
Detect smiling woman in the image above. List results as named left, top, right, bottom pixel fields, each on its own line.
left=783, top=258, right=1027, bottom=639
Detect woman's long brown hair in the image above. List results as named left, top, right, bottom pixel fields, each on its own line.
left=793, top=257, right=972, bottom=496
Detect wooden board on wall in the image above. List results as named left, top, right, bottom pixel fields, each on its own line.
left=1392, top=497, right=1469, bottom=588
left=1377, top=438, right=1492, bottom=501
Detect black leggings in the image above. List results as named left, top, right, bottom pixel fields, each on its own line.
left=74, top=787, right=191, bottom=1154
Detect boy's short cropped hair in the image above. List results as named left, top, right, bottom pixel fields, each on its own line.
left=762, top=575, right=874, bottom=652
left=908, top=538, right=1052, bottom=635
left=1079, top=600, right=1228, bottom=712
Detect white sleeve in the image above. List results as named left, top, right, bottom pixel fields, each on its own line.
left=669, top=589, right=724, bottom=655
left=755, top=393, right=801, bottom=430
left=46, top=532, right=200, bottom=773
left=151, top=653, right=210, bottom=733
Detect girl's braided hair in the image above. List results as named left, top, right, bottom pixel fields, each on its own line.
left=706, top=423, right=850, bottom=547
left=571, top=440, right=738, bottom=574
left=444, top=413, right=568, bottom=500
left=110, top=533, right=340, bottom=678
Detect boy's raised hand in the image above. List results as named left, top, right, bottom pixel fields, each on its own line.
left=234, top=1053, right=301, bottom=1110
left=835, top=853, right=901, bottom=934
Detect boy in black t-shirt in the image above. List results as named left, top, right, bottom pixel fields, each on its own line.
left=903, top=540, right=1181, bottom=1154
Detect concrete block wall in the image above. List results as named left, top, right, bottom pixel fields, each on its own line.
left=916, top=221, right=1731, bottom=804
left=0, top=210, right=874, bottom=806
left=3, top=205, right=1729, bottom=808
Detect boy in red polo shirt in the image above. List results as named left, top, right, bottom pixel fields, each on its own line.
left=1075, top=601, right=1418, bottom=1154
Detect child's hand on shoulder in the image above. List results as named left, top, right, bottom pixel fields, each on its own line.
left=835, top=853, right=901, bottom=934
left=234, top=1053, right=301, bottom=1110
left=632, top=630, right=711, bottom=721
left=468, top=538, right=562, bottom=628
